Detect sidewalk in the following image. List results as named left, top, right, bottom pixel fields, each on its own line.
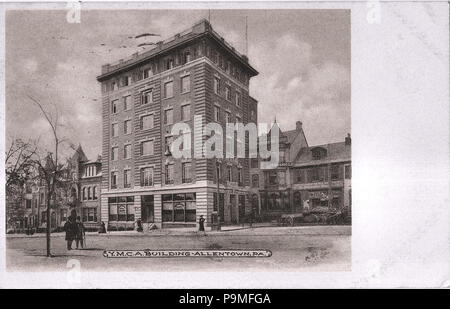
left=6, top=224, right=351, bottom=238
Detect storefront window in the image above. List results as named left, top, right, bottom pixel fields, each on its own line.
left=162, top=193, right=196, bottom=223
left=108, top=196, right=134, bottom=222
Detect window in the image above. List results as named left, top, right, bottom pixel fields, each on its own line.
left=295, top=169, right=305, bottom=183
left=345, top=165, right=351, bottom=179
left=238, top=168, right=243, bottom=185
left=26, top=199, right=31, bottom=209
left=141, top=114, right=154, bottom=130
left=268, top=171, right=278, bottom=185
left=110, top=171, right=117, bottom=189
left=166, top=58, right=174, bottom=70
left=227, top=166, right=232, bottom=182
left=122, top=75, right=131, bottom=87
left=165, top=136, right=173, bottom=154
left=124, top=144, right=131, bottom=159
left=225, top=86, right=231, bottom=101
left=143, top=67, right=152, bottom=79
left=181, top=75, right=190, bottom=93
left=140, top=167, right=153, bottom=187
left=124, top=169, right=131, bottom=188
left=225, top=112, right=231, bottom=123
left=111, top=99, right=118, bottom=114
left=251, top=158, right=258, bottom=168
left=88, top=187, right=92, bottom=200
left=108, top=196, right=134, bottom=222
left=181, top=104, right=191, bottom=121
left=251, top=174, right=259, bottom=188
left=141, top=140, right=154, bottom=156
left=214, top=106, right=220, bottom=122
left=162, top=193, right=196, bottom=223
left=164, top=109, right=173, bottom=125
left=142, top=89, right=153, bottom=104
left=235, top=92, right=241, bottom=107
left=82, top=208, right=97, bottom=223
left=164, top=81, right=173, bottom=98
left=250, top=110, right=255, bottom=120
left=111, top=123, right=119, bottom=137
left=111, top=147, right=118, bottom=161
left=124, top=120, right=132, bottom=134
left=93, top=187, right=97, bottom=200
left=183, top=51, right=191, bottom=63
left=312, top=147, right=327, bottom=160
left=182, top=162, right=192, bottom=183
left=214, top=77, right=220, bottom=94
left=111, top=82, right=117, bottom=91
left=60, top=209, right=68, bottom=222
left=279, top=151, right=286, bottom=163
left=123, top=95, right=132, bottom=111
left=331, top=165, right=341, bottom=180
left=165, top=164, right=174, bottom=184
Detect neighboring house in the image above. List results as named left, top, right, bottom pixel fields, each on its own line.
left=257, top=121, right=352, bottom=220
left=8, top=145, right=102, bottom=233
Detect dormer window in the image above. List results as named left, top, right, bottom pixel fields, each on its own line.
left=184, top=51, right=191, bottom=63
left=311, top=147, right=327, bottom=160
left=166, top=58, right=174, bottom=70
left=143, top=67, right=153, bottom=79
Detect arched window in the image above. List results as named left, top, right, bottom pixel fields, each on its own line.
left=82, top=187, right=86, bottom=200
left=88, top=187, right=91, bottom=200
left=93, top=187, right=97, bottom=200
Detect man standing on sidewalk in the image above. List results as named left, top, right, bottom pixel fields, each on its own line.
left=198, top=215, right=206, bottom=235
left=64, top=216, right=77, bottom=250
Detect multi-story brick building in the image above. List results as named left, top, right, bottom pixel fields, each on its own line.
left=97, top=19, right=259, bottom=230
left=255, top=121, right=352, bottom=220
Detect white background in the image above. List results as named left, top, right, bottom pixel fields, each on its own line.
left=0, top=0, right=449, bottom=288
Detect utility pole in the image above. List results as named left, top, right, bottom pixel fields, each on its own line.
left=216, top=161, right=221, bottom=231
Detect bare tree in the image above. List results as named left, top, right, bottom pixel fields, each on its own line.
left=5, top=138, right=37, bottom=231
left=27, top=95, right=68, bottom=257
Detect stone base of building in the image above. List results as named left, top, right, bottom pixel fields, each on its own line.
left=101, top=183, right=255, bottom=230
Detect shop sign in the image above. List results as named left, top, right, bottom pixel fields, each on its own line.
left=118, top=205, right=127, bottom=214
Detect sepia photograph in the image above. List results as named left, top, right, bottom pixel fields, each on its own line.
left=1, top=1, right=448, bottom=290
left=4, top=8, right=351, bottom=272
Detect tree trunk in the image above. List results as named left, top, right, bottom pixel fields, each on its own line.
left=46, top=191, right=51, bottom=257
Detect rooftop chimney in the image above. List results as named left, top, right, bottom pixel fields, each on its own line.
left=296, top=121, right=303, bottom=131
left=345, top=133, right=351, bottom=145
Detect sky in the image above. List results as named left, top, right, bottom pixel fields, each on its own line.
left=5, top=9, right=350, bottom=160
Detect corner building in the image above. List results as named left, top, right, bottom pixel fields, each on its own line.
left=97, top=20, right=259, bottom=230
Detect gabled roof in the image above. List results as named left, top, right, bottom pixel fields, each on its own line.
left=283, top=129, right=299, bottom=144
left=71, top=144, right=88, bottom=163
left=294, top=141, right=351, bottom=166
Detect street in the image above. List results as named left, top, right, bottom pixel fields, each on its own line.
left=6, top=226, right=351, bottom=272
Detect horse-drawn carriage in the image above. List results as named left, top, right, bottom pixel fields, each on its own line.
left=278, top=207, right=350, bottom=226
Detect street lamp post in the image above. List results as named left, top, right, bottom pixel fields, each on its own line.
left=216, top=161, right=221, bottom=231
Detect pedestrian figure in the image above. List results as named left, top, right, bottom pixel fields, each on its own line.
left=75, top=216, right=85, bottom=249
left=99, top=221, right=107, bottom=234
left=64, top=216, right=77, bottom=250
left=199, top=215, right=205, bottom=235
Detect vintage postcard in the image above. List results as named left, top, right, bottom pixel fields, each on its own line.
left=0, top=1, right=448, bottom=289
